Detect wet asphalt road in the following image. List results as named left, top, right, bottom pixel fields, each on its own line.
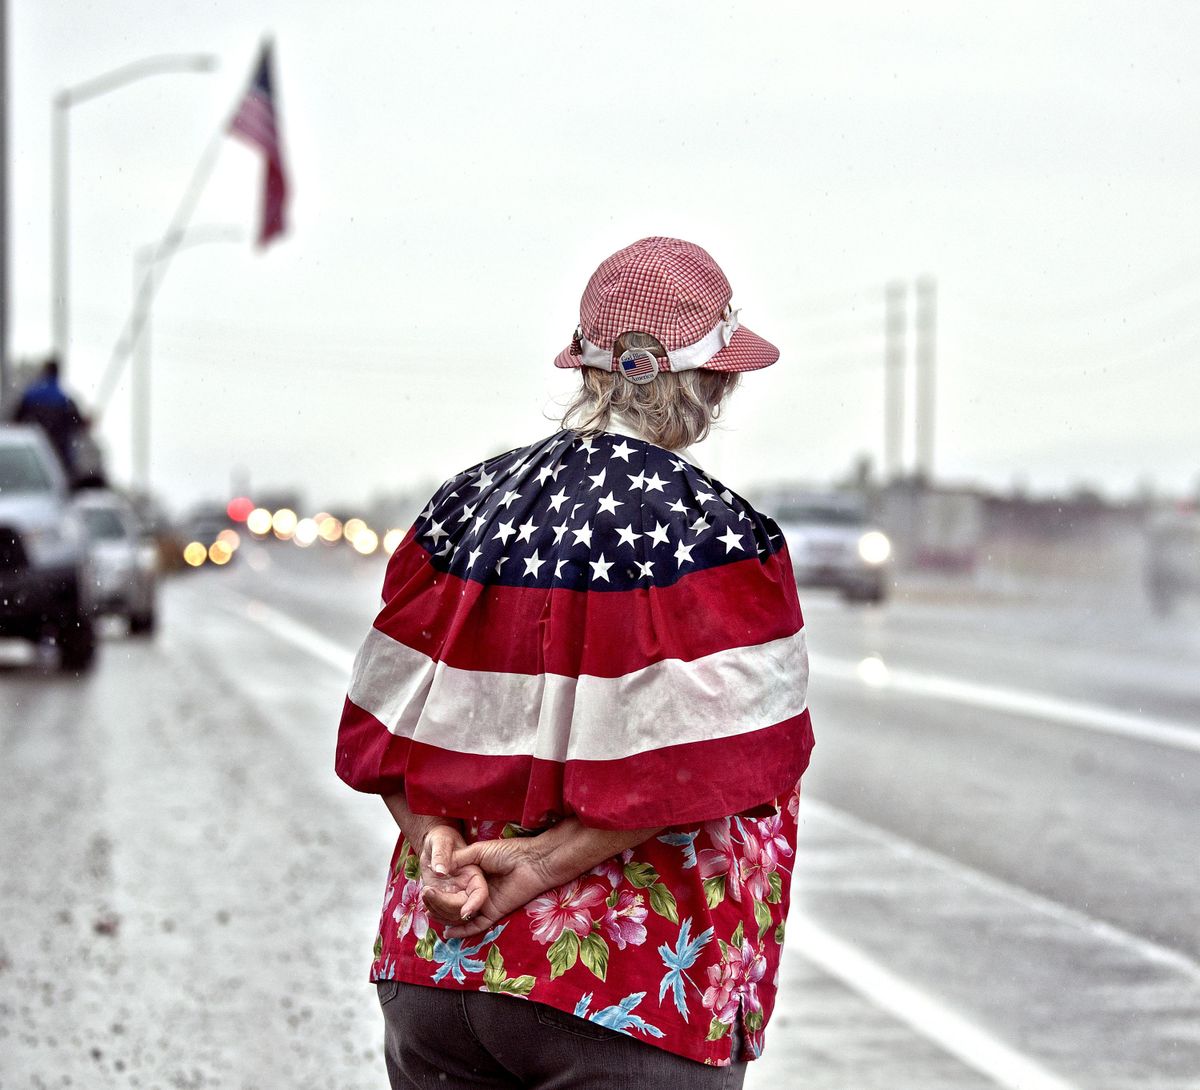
left=1, top=542, right=1197, bottom=1089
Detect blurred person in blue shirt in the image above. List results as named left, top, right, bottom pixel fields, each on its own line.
left=14, top=357, right=90, bottom=481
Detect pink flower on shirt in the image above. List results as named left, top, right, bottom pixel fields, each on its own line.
left=755, top=813, right=794, bottom=868
left=698, top=820, right=743, bottom=902
left=392, top=877, right=430, bottom=941
left=702, top=939, right=768, bottom=1026
left=600, top=889, right=648, bottom=950
left=739, top=829, right=780, bottom=903
left=525, top=878, right=607, bottom=944
left=589, top=848, right=634, bottom=890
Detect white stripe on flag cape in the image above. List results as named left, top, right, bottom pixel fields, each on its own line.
left=347, top=625, right=809, bottom=762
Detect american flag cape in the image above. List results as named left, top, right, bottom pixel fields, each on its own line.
left=228, top=41, right=289, bottom=247
left=336, top=430, right=814, bottom=829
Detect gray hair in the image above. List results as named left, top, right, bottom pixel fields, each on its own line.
left=560, top=332, right=740, bottom=451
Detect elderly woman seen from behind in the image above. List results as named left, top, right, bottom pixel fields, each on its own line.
left=336, top=237, right=814, bottom=1089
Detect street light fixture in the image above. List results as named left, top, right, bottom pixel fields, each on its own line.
left=130, top=224, right=241, bottom=494
left=52, top=53, right=217, bottom=377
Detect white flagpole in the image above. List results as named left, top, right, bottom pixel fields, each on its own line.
left=94, top=42, right=263, bottom=416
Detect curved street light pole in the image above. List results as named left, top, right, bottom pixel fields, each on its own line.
left=131, top=225, right=241, bottom=493
left=52, top=53, right=216, bottom=378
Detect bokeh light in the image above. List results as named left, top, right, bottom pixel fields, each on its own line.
left=183, top=541, right=207, bottom=567
left=226, top=496, right=255, bottom=523
left=856, top=655, right=890, bottom=688
left=294, top=518, right=319, bottom=547
left=209, top=541, right=233, bottom=566
left=318, top=516, right=343, bottom=543
left=246, top=507, right=272, bottom=536
left=352, top=528, right=379, bottom=555
left=271, top=508, right=298, bottom=539
left=383, top=528, right=405, bottom=555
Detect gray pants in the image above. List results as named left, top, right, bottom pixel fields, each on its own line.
left=377, top=981, right=747, bottom=1089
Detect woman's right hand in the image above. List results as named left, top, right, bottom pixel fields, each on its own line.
left=426, top=819, right=662, bottom=940
left=428, top=836, right=558, bottom=940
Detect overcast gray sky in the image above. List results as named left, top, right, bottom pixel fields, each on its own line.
left=10, top=1, right=1199, bottom=511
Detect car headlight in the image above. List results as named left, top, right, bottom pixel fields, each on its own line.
left=857, top=531, right=892, bottom=565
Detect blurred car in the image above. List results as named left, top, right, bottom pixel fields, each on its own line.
left=772, top=491, right=892, bottom=603
left=75, top=490, right=158, bottom=634
left=0, top=425, right=97, bottom=670
left=1144, top=507, right=1200, bottom=616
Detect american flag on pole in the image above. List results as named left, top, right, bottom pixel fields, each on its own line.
left=336, top=430, right=813, bottom=829
left=228, top=40, right=289, bottom=247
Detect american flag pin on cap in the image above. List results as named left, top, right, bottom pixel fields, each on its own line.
left=618, top=349, right=659, bottom=385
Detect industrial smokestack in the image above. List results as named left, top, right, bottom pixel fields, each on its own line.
left=884, top=280, right=907, bottom=482
left=914, top=276, right=937, bottom=482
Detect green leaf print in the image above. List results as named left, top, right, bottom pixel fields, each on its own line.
left=606, top=888, right=621, bottom=909
left=414, top=929, right=437, bottom=961
left=482, top=945, right=536, bottom=995
left=648, top=882, right=679, bottom=924
left=745, top=1010, right=764, bottom=1032
left=579, top=931, right=610, bottom=981
left=547, top=928, right=581, bottom=979
left=703, top=875, right=727, bottom=909
left=373, top=933, right=383, bottom=960
left=623, top=861, right=660, bottom=888
left=774, top=920, right=786, bottom=944
left=753, top=900, right=773, bottom=941
left=498, top=975, right=536, bottom=996
left=483, top=946, right=507, bottom=991
left=402, top=853, right=421, bottom=881
left=706, top=1017, right=731, bottom=1041
left=731, top=921, right=745, bottom=948
left=767, top=870, right=783, bottom=904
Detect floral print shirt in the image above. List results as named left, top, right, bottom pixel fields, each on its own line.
left=370, top=785, right=802, bottom=1068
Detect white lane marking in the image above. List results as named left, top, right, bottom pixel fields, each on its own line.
left=811, top=653, right=1200, bottom=755
left=805, top=798, right=1200, bottom=985
left=788, top=914, right=1081, bottom=1090
left=224, top=591, right=356, bottom=675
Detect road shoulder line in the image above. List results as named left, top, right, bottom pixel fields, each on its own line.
left=811, top=653, right=1200, bottom=754
left=804, top=798, right=1200, bottom=984
left=223, top=590, right=356, bottom=675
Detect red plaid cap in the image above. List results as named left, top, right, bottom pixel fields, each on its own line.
left=553, top=237, right=779, bottom=374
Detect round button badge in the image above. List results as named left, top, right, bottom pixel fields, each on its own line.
left=617, top=349, right=660, bottom=385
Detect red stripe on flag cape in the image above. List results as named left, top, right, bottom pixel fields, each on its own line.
left=374, top=532, right=803, bottom=678
left=338, top=700, right=813, bottom=830
left=228, top=40, right=289, bottom=247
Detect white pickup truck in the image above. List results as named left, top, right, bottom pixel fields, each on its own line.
left=770, top=491, right=892, bottom=604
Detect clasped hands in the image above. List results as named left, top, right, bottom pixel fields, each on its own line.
left=386, top=790, right=659, bottom=942
left=417, top=823, right=559, bottom=941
